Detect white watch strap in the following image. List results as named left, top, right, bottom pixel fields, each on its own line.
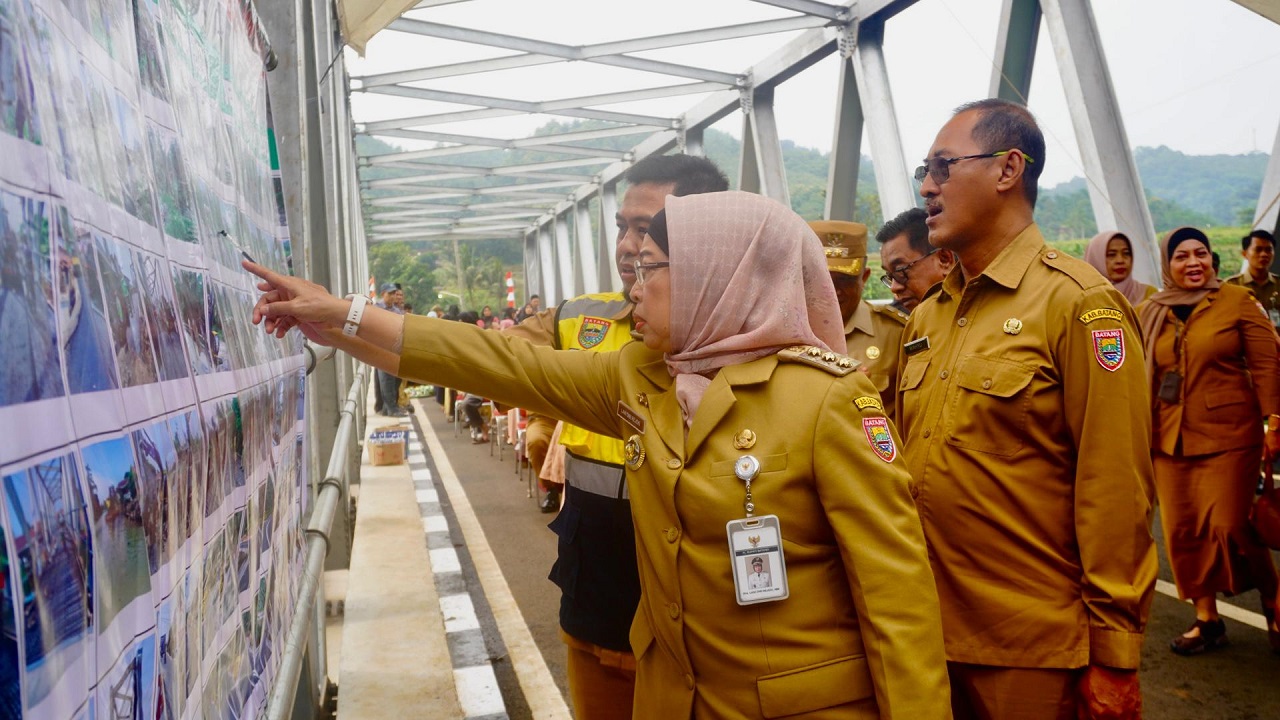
left=344, top=294, right=369, bottom=337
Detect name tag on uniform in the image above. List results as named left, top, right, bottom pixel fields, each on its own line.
left=903, top=336, right=930, bottom=356
left=726, top=515, right=789, bottom=605
left=617, top=401, right=645, bottom=434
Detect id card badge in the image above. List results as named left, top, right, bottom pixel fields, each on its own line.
left=726, top=515, right=789, bottom=606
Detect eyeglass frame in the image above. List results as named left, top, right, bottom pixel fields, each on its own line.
left=913, top=149, right=1036, bottom=185
left=879, top=248, right=941, bottom=289
left=633, top=260, right=670, bottom=285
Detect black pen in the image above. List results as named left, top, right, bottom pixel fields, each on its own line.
left=220, top=230, right=256, bottom=264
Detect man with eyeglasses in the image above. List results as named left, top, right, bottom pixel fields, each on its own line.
left=810, top=220, right=906, bottom=419
left=875, top=208, right=955, bottom=314
left=505, top=153, right=728, bottom=720
left=897, top=99, right=1155, bottom=719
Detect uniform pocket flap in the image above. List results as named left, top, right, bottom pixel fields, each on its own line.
left=955, top=357, right=1035, bottom=398
left=1204, top=389, right=1251, bottom=409
left=899, top=356, right=930, bottom=392
left=710, top=453, right=788, bottom=478
left=756, top=654, right=873, bottom=718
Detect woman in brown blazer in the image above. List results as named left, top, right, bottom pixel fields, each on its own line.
left=1138, top=226, right=1280, bottom=655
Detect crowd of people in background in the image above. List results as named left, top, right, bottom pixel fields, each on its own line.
left=254, top=97, right=1280, bottom=720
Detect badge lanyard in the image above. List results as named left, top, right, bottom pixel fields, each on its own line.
left=726, top=453, right=789, bottom=605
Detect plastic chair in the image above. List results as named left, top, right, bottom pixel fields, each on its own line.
left=488, top=402, right=508, bottom=459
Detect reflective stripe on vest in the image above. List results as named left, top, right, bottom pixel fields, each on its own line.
left=556, top=293, right=631, bottom=466
left=565, top=452, right=628, bottom=500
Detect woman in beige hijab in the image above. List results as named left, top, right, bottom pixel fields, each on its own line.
left=1138, top=226, right=1280, bottom=657
left=243, top=191, right=949, bottom=719
left=1085, top=230, right=1157, bottom=306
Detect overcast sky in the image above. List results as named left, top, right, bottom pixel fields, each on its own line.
left=346, top=0, right=1280, bottom=188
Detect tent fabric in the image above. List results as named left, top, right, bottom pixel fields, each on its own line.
left=338, top=0, right=420, bottom=55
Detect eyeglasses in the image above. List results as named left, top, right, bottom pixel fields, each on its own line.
left=913, top=149, right=1035, bottom=185
left=633, top=260, right=670, bottom=285
left=879, top=249, right=940, bottom=289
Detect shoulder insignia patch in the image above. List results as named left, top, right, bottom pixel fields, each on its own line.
left=862, top=417, right=897, bottom=462
left=577, top=316, right=611, bottom=348
left=1091, top=328, right=1125, bottom=372
left=854, top=396, right=883, bottom=412
left=871, top=303, right=909, bottom=325
left=1078, top=308, right=1124, bottom=325
left=777, top=346, right=859, bottom=376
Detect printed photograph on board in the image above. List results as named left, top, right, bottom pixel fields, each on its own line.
left=0, top=514, right=20, bottom=720
left=93, top=234, right=159, bottom=388
left=169, top=411, right=203, bottom=552
left=132, top=250, right=188, bottom=382
left=2, top=454, right=93, bottom=714
left=0, top=0, right=42, bottom=145
left=0, top=188, right=64, bottom=408
left=112, top=93, right=157, bottom=227
left=170, top=265, right=214, bottom=376
left=132, top=0, right=169, bottom=101
left=80, top=436, right=151, bottom=634
left=130, top=421, right=175, bottom=575
left=94, top=632, right=156, bottom=720
left=155, top=595, right=180, bottom=720
left=59, top=214, right=119, bottom=395
left=145, top=123, right=197, bottom=243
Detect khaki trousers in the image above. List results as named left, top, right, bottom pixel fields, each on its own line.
left=948, top=663, right=1080, bottom=720
left=562, top=630, right=635, bottom=720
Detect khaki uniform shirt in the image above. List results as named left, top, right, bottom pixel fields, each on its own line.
left=1225, top=271, right=1280, bottom=329
left=399, top=317, right=951, bottom=719
left=844, top=302, right=907, bottom=420
left=896, top=224, right=1157, bottom=670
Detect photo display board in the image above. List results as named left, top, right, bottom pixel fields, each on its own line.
left=0, top=0, right=308, bottom=718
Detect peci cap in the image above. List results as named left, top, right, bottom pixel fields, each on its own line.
left=380, top=283, right=398, bottom=294
left=810, top=220, right=869, bottom=276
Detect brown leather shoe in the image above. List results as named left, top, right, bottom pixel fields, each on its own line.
left=1170, top=618, right=1228, bottom=656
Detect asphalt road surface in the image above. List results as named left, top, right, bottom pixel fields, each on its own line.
left=415, top=399, right=1280, bottom=720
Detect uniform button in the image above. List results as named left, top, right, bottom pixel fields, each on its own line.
left=923, top=429, right=932, bottom=438
left=684, top=673, right=695, bottom=689
left=1047, top=251, right=1058, bottom=259
left=665, top=527, right=681, bottom=543
left=667, top=458, right=682, bottom=470
left=957, top=317, right=968, bottom=327
left=909, top=483, right=920, bottom=499
left=982, top=379, right=992, bottom=390
left=668, top=603, right=681, bottom=620
left=939, top=370, right=949, bottom=380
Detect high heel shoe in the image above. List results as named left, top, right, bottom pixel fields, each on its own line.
left=1170, top=618, right=1228, bottom=656
left=1263, top=605, right=1280, bottom=655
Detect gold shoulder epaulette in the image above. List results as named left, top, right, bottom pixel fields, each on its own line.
left=870, top=302, right=909, bottom=325
left=777, top=345, right=860, bottom=376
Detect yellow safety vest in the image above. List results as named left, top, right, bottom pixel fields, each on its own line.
left=555, top=292, right=631, bottom=466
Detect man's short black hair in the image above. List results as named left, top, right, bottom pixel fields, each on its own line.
left=1243, top=229, right=1275, bottom=251
left=623, top=154, right=729, bottom=197
left=953, top=98, right=1046, bottom=208
left=875, top=208, right=930, bottom=255
left=1211, top=251, right=1221, bottom=273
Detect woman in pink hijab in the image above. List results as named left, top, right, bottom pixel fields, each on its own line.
left=1085, top=230, right=1157, bottom=306
left=243, top=191, right=949, bottom=719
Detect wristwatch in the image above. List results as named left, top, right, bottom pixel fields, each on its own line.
left=344, top=293, right=369, bottom=337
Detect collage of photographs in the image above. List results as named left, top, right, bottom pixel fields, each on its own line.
left=0, top=0, right=308, bottom=719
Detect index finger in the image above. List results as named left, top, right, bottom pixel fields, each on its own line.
left=242, top=259, right=289, bottom=288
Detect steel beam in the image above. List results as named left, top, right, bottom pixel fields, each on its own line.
left=575, top=198, right=600, bottom=294
left=363, top=102, right=674, bottom=133
left=599, top=182, right=621, bottom=293
left=825, top=52, right=864, bottom=221
left=852, top=18, right=915, bottom=220
left=538, top=222, right=559, bottom=303
left=683, top=126, right=705, bottom=157
left=358, top=16, right=821, bottom=88
left=746, top=87, right=790, bottom=205
left=360, top=124, right=650, bottom=150
left=1041, top=0, right=1158, bottom=285
left=361, top=81, right=722, bottom=117
left=990, top=0, right=1041, bottom=102
left=1256, top=119, right=1280, bottom=239
left=387, top=18, right=742, bottom=85
left=748, top=0, right=850, bottom=20
left=524, top=231, right=541, bottom=300
left=555, top=210, right=576, bottom=300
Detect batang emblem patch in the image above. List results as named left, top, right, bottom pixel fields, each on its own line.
left=1091, top=328, right=1125, bottom=372
left=578, top=317, right=611, bottom=349
left=862, top=417, right=897, bottom=463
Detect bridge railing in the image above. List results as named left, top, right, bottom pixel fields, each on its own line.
left=265, top=365, right=369, bottom=720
